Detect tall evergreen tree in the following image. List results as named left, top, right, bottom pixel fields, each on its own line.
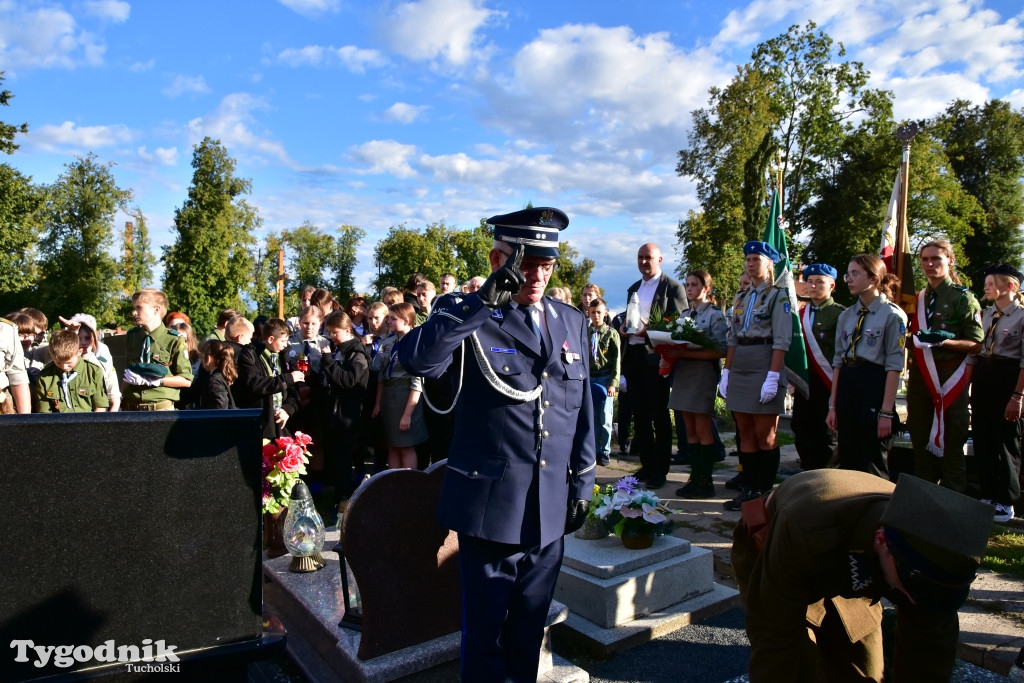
left=932, top=99, right=1024, bottom=284
left=35, top=154, right=132, bottom=323
left=163, top=137, right=259, bottom=335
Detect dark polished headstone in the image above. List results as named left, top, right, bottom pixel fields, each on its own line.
left=340, top=461, right=461, bottom=660
left=0, top=409, right=265, bottom=681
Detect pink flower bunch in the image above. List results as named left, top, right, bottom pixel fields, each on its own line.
left=262, top=432, right=313, bottom=515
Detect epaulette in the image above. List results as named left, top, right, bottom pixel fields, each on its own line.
left=166, top=328, right=180, bottom=336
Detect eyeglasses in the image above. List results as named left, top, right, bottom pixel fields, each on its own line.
left=844, top=271, right=864, bottom=281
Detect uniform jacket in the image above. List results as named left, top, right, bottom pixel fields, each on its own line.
left=732, top=470, right=960, bottom=682
left=588, top=323, right=620, bottom=388
left=124, top=324, right=193, bottom=404
left=233, top=342, right=300, bottom=439
left=399, top=292, right=596, bottom=548
left=34, top=359, right=109, bottom=412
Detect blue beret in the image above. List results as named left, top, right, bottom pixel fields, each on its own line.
left=803, top=263, right=837, bottom=280
left=743, top=241, right=780, bottom=264
left=488, top=207, right=568, bottom=259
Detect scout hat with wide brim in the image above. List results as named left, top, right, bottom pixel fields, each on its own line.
left=487, top=207, right=568, bottom=259
left=880, top=475, right=992, bottom=611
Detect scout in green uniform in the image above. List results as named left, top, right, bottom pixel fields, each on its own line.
left=588, top=298, right=620, bottom=466
left=733, top=469, right=992, bottom=683
left=792, top=263, right=845, bottom=470
left=969, top=264, right=1024, bottom=523
left=122, top=289, right=194, bottom=410
left=827, top=254, right=907, bottom=478
left=907, top=240, right=983, bottom=492
left=33, top=329, right=109, bottom=413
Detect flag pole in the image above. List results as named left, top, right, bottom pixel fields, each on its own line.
left=895, top=122, right=918, bottom=305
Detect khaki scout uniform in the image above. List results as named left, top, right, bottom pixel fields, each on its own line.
left=725, top=280, right=793, bottom=415
left=907, top=278, right=983, bottom=491
left=732, top=470, right=961, bottom=683
left=34, top=359, right=109, bottom=412
left=123, top=324, right=193, bottom=410
left=792, top=297, right=845, bottom=469
left=969, top=299, right=1024, bottom=507
left=0, top=318, right=29, bottom=413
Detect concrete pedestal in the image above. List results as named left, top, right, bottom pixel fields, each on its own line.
left=554, top=534, right=739, bottom=656
left=263, top=528, right=589, bottom=682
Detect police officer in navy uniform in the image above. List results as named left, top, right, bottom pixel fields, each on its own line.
left=399, top=207, right=596, bottom=682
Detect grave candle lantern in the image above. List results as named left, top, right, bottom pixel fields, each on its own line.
left=283, top=481, right=325, bottom=572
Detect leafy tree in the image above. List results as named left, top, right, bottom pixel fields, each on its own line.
left=931, top=99, right=1024, bottom=284
left=255, top=221, right=367, bottom=317
left=35, top=154, right=132, bottom=324
left=677, top=22, right=885, bottom=295
left=0, top=164, right=43, bottom=311
left=549, top=241, right=595, bottom=300
left=112, top=207, right=157, bottom=323
left=163, top=137, right=259, bottom=335
left=372, top=221, right=491, bottom=293
left=0, top=72, right=28, bottom=155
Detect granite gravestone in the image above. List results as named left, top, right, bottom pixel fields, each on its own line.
left=339, top=461, right=461, bottom=660
left=0, top=410, right=265, bottom=681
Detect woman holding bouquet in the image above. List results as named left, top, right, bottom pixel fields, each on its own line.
left=826, top=254, right=907, bottom=479
left=720, top=242, right=792, bottom=511
left=661, top=270, right=727, bottom=498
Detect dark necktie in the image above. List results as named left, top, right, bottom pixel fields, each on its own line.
left=809, top=304, right=819, bottom=327
left=986, top=310, right=1004, bottom=354
left=927, top=291, right=937, bottom=328
left=524, top=305, right=544, bottom=354
left=849, top=307, right=870, bottom=362
left=269, top=352, right=279, bottom=376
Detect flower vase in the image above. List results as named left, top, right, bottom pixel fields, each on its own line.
left=621, top=526, right=655, bottom=550
left=264, top=508, right=288, bottom=558
left=574, top=517, right=610, bottom=540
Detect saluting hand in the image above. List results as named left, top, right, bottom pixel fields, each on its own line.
left=478, top=243, right=526, bottom=309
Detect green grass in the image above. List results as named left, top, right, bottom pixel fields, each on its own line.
left=983, top=525, right=1024, bottom=579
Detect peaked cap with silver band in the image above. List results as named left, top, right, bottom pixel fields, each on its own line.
left=487, top=207, right=568, bottom=259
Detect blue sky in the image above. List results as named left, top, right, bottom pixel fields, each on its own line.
left=2, top=0, right=1023, bottom=310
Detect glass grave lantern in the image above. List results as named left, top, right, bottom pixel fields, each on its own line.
left=283, top=481, right=326, bottom=572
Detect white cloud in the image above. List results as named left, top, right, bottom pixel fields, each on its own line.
left=30, top=121, right=134, bottom=151
left=186, top=93, right=294, bottom=167
left=480, top=24, right=726, bottom=165
left=137, top=145, right=178, bottom=166
left=83, top=0, right=130, bottom=22
left=380, top=0, right=497, bottom=67
left=275, top=44, right=387, bottom=73
left=130, top=58, right=154, bottom=72
left=381, top=102, right=428, bottom=124
left=277, top=0, right=340, bottom=16
left=349, top=140, right=419, bottom=178
left=162, top=74, right=211, bottom=97
left=0, top=4, right=106, bottom=69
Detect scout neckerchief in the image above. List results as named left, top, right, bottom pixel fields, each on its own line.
left=910, top=288, right=970, bottom=457
left=847, top=306, right=871, bottom=363
left=984, top=309, right=1004, bottom=355
left=60, top=370, right=79, bottom=410
left=801, top=301, right=832, bottom=389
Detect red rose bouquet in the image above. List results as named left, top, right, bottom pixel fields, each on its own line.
left=262, top=432, right=312, bottom=514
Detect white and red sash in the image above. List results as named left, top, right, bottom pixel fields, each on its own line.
left=801, top=304, right=832, bottom=389
left=910, top=289, right=970, bottom=457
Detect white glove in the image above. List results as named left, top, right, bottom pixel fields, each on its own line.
left=719, top=368, right=729, bottom=399
left=123, top=368, right=162, bottom=387
left=760, top=371, right=780, bottom=404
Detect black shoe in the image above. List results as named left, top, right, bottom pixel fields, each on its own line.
left=597, top=456, right=611, bottom=466
left=633, top=468, right=649, bottom=482
left=714, top=449, right=726, bottom=462
left=723, top=488, right=762, bottom=512
left=645, top=474, right=667, bottom=488
left=725, top=473, right=744, bottom=490
left=676, top=481, right=715, bottom=499
left=672, top=451, right=691, bottom=466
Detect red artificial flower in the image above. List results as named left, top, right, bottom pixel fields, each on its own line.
left=263, top=442, right=279, bottom=458
left=278, top=452, right=304, bottom=473
left=284, top=442, right=303, bottom=459
left=275, top=436, right=295, bottom=450
left=293, top=431, right=313, bottom=446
